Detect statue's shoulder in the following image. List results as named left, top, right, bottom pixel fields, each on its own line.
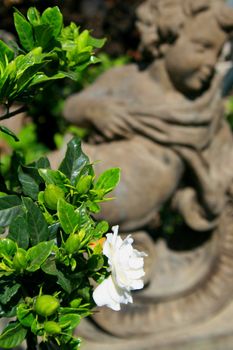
left=96, top=63, right=140, bottom=83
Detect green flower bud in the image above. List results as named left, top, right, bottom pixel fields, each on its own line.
left=44, top=184, right=65, bottom=210
left=76, top=175, right=92, bottom=194
left=13, top=248, right=27, bottom=271
left=65, top=234, right=80, bottom=255
left=70, top=298, right=81, bottom=308
left=44, top=321, right=61, bottom=335
left=35, top=295, right=60, bottom=317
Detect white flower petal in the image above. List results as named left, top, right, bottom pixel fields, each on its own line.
left=93, top=276, right=121, bottom=311
left=129, top=256, right=144, bottom=269
left=130, top=279, right=144, bottom=290
left=95, top=226, right=146, bottom=311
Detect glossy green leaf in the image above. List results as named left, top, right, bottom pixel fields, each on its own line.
left=22, top=197, right=49, bottom=245
left=41, top=6, right=63, bottom=37
left=48, top=222, right=60, bottom=239
left=59, top=137, right=90, bottom=185
left=26, top=240, right=54, bottom=272
left=57, top=199, right=80, bottom=234
left=0, top=40, right=14, bottom=66
left=30, top=72, right=66, bottom=86
left=0, top=322, right=27, bottom=349
left=27, top=7, right=41, bottom=25
left=38, top=169, right=68, bottom=191
left=18, top=166, right=40, bottom=200
left=8, top=214, right=29, bottom=249
left=95, top=168, right=120, bottom=194
left=13, top=12, right=34, bottom=51
left=34, top=24, right=54, bottom=50
left=0, top=195, right=22, bottom=227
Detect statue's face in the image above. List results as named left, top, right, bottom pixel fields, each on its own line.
left=164, top=11, right=226, bottom=96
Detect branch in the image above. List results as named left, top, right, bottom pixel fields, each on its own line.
left=0, top=105, right=27, bottom=121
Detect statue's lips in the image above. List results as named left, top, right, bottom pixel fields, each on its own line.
left=199, top=67, right=213, bottom=83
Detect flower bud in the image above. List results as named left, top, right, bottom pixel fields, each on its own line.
left=35, top=295, right=60, bottom=317
left=13, top=248, right=27, bottom=271
left=76, top=175, right=92, bottom=194
left=65, top=234, right=80, bottom=255
left=89, top=237, right=106, bottom=250
left=44, top=321, right=61, bottom=335
left=44, top=184, right=65, bottom=210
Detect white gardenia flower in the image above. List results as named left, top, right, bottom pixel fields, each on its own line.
left=93, top=225, right=147, bottom=311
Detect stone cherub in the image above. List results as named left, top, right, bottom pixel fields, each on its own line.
left=55, top=0, right=233, bottom=344
left=63, top=0, right=233, bottom=234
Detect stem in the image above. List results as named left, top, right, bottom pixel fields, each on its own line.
left=0, top=105, right=27, bottom=121
left=26, top=331, right=38, bottom=350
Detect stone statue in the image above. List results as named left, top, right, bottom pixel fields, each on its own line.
left=64, top=0, right=233, bottom=233
left=58, top=0, right=233, bottom=348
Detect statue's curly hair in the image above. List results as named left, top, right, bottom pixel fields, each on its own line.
left=136, top=0, right=233, bottom=58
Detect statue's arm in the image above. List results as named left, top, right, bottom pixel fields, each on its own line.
left=63, top=66, right=139, bottom=140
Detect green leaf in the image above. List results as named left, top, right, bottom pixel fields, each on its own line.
left=13, top=11, right=34, bottom=51
left=41, top=256, right=57, bottom=275
left=57, top=199, right=80, bottom=235
left=0, top=282, right=21, bottom=305
left=48, top=222, right=60, bottom=239
left=86, top=200, right=100, bottom=213
left=41, top=6, right=63, bottom=38
left=22, top=197, right=49, bottom=245
left=34, top=24, right=54, bottom=50
left=95, top=168, right=120, bottom=194
left=0, top=125, right=19, bottom=142
left=18, top=166, right=40, bottom=200
left=59, top=137, right=90, bottom=185
left=0, top=195, right=22, bottom=227
left=26, top=240, right=54, bottom=272
left=17, top=304, right=35, bottom=328
left=87, top=254, right=104, bottom=271
left=0, top=322, right=27, bottom=349
left=30, top=72, right=66, bottom=86
left=8, top=214, right=29, bottom=249
left=87, top=36, right=106, bottom=49
left=27, top=7, right=41, bottom=25
left=38, top=169, right=68, bottom=191
left=16, top=62, right=49, bottom=91
left=59, top=313, right=81, bottom=330
left=0, top=40, right=14, bottom=66
left=34, top=156, right=50, bottom=169
left=0, top=238, right=17, bottom=256
left=77, top=30, right=89, bottom=51
left=93, top=221, right=109, bottom=238
left=57, top=270, right=72, bottom=293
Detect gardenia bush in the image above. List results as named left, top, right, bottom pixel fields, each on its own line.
left=0, top=5, right=146, bottom=350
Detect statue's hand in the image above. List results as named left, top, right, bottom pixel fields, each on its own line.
left=85, top=99, right=134, bottom=142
